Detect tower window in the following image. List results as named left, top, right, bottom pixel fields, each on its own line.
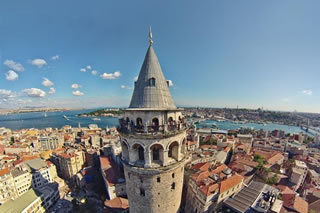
left=157, top=177, right=160, bottom=182
left=172, top=173, right=175, bottom=178
left=171, top=182, right=175, bottom=190
left=148, top=78, right=156, bottom=86
left=140, top=188, right=145, bottom=196
left=140, top=178, right=143, bottom=183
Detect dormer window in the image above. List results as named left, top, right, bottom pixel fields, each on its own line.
left=148, top=78, right=156, bottom=86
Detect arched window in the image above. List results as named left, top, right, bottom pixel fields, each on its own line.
left=132, top=144, right=145, bottom=162
left=168, top=141, right=179, bottom=161
left=138, top=146, right=144, bottom=161
left=153, top=147, right=160, bottom=160
left=150, top=144, right=164, bottom=164
left=152, top=118, right=159, bottom=131
left=121, top=141, right=129, bottom=162
left=136, top=117, right=143, bottom=128
left=149, top=78, right=156, bottom=86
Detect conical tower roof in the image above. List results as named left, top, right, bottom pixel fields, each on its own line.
left=129, top=31, right=176, bottom=109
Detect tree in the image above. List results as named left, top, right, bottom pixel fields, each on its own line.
left=254, top=154, right=266, bottom=170
left=266, top=174, right=279, bottom=185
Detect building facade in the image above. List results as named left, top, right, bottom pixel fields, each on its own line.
left=24, top=158, right=57, bottom=189
left=39, top=135, right=63, bottom=151
left=11, top=165, right=32, bottom=197
left=118, top=29, right=188, bottom=213
left=0, top=168, right=18, bottom=205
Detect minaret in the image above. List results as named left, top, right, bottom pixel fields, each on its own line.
left=118, top=28, right=188, bottom=213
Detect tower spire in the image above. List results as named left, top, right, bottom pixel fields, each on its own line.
left=149, top=26, right=153, bottom=45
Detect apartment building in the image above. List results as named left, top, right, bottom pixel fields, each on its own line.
left=11, top=165, right=32, bottom=197
left=0, top=168, right=18, bottom=205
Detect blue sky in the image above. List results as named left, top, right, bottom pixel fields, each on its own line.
left=0, top=0, right=320, bottom=112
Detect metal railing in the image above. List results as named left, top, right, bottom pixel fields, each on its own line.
left=117, top=119, right=187, bottom=135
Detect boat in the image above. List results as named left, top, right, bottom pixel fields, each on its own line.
left=92, top=118, right=101, bottom=121
left=44, top=113, right=47, bottom=117
left=211, top=123, right=217, bottom=129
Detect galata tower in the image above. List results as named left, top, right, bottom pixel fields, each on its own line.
left=118, top=28, right=187, bottom=213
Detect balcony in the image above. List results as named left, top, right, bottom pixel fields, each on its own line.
left=117, top=119, right=187, bottom=139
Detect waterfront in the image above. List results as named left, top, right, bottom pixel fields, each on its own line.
left=0, top=109, right=311, bottom=135
left=198, top=120, right=309, bottom=135
left=0, top=109, right=119, bottom=130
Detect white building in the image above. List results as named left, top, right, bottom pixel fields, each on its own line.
left=0, top=189, right=45, bottom=213
left=24, top=158, right=56, bottom=189
left=290, top=160, right=308, bottom=191
left=0, top=168, right=18, bottom=205
left=39, top=135, right=63, bottom=151
left=11, top=166, right=32, bottom=197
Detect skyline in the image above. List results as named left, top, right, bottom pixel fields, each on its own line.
left=1, top=0, right=320, bottom=113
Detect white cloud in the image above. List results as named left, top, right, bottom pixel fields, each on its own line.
left=91, top=70, right=98, bottom=75
left=100, top=71, right=121, bottom=80
left=71, top=84, right=81, bottom=89
left=42, top=78, right=54, bottom=87
left=168, top=80, right=174, bottom=87
left=48, top=87, right=56, bottom=94
left=72, top=90, right=84, bottom=96
left=17, top=99, right=32, bottom=105
left=120, top=85, right=132, bottom=89
left=6, top=70, right=19, bottom=81
left=302, top=90, right=312, bottom=96
left=87, top=65, right=92, bottom=70
left=23, top=88, right=46, bottom=97
left=31, top=58, right=47, bottom=68
left=0, top=89, right=16, bottom=98
left=80, top=68, right=86, bottom=72
left=51, top=55, right=59, bottom=60
left=4, top=59, right=24, bottom=72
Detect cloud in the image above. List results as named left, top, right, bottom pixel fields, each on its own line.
left=6, top=70, right=19, bottom=81
left=4, top=59, right=24, bottom=72
left=0, top=89, right=16, bottom=98
left=72, top=90, right=84, bottom=96
left=100, top=71, right=121, bottom=80
left=31, top=58, right=47, bottom=68
left=87, top=65, right=92, bottom=70
left=17, top=99, right=32, bottom=105
left=91, top=70, right=98, bottom=75
left=42, top=78, right=54, bottom=87
left=120, top=85, right=132, bottom=89
left=48, top=87, right=56, bottom=94
left=51, top=55, right=59, bottom=60
left=281, top=98, right=289, bottom=102
left=23, top=88, right=46, bottom=97
left=71, top=84, right=81, bottom=89
left=167, top=80, right=174, bottom=87
left=302, top=90, right=312, bottom=96
left=80, top=68, right=86, bottom=72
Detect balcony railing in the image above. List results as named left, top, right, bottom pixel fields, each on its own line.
left=117, top=119, right=187, bottom=136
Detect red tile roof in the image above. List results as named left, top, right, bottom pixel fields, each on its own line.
left=190, top=162, right=211, bottom=172
left=104, top=197, right=129, bottom=209
left=219, top=174, right=243, bottom=193
left=277, top=185, right=308, bottom=213
left=0, top=168, right=10, bottom=177
left=100, top=156, right=124, bottom=186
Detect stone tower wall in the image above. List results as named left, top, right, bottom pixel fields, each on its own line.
left=123, top=161, right=185, bottom=213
